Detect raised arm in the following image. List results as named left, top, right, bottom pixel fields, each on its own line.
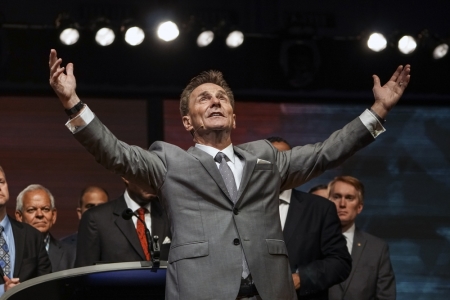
left=49, top=49, right=80, bottom=111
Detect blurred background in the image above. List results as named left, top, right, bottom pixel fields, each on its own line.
left=1, top=1, right=449, bottom=299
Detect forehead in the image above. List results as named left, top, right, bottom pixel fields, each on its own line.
left=190, top=83, right=226, bottom=100
left=23, top=190, right=51, bottom=205
left=82, top=190, right=107, bottom=203
left=332, top=181, right=357, bottom=194
left=0, top=171, right=5, bottom=180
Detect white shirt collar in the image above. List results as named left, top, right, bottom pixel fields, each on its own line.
left=124, top=189, right=151, bottom=213
left=279, top=189, right=292, bottom=204
left=195, top=143, right=235, bottom=164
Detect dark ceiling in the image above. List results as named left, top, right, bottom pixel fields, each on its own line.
left=1, top=0, right=450, bottom=102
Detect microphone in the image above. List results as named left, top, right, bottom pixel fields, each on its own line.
left=121, top=208, right=160, bottom=266
left=190, top=124, right=204, bottom=137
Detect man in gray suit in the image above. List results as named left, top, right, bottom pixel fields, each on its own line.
left=328, top=176, right=396, bottom=300
left=49, top=48, right=409, bottom=300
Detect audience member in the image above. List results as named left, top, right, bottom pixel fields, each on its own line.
left=60, top=186, right=109, bottom=246
left=15, top=184, right=75, bottom=272
left=0, top=166, right=51, bottom=296
left=328, top=176, right=396, bottom=300
left=75, top=178, right=171, bottom=267
left=308, top=184, right=329, bottom=199
left=269, top=137, right=351, bottom=300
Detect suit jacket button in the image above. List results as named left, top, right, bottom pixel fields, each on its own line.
left=233, top=208, right=239, bottom=215
left=233, top=238, right=240, bottom=245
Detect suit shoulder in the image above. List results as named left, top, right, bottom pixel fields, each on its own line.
left=291, top=189, right=335, bottom=209
left=149, top=141, right=186, bottom=153
left=236, top=140, right=275, bottom=158
left=359, top=230, right=389, bottom=247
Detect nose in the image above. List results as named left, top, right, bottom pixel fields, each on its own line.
left=338, top=198, right=346, bottom=207
left=210, top=96, right=221, bottom=106
left=36, top=208, right=44, bottom=217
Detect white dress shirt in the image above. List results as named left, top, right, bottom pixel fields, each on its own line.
left=279, top=189, right=292, bottom=231
left=342, top=223, right=356, bottom=254
left=124, top=189, right=152, bottom=233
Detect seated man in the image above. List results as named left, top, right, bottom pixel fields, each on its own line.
left=61, top=185, right=109, bottom=247
left=0, top=166, right=51, bottom=296
left=269, top=137, right=351, bottom=300
left=328, top=176, right=396, bottom=300
left=75, top=178, right=171, bottom=267
left=15, top=184, right=75, bottom=272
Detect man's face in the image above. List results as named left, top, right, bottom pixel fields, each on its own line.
left=271, top=141, right=291, bottom=152
left=311, top=189, right=329, bottom=199
left=77, top=189, right=108, bottom=219
left=15, top=189, right=57, bottom=234
left=0, top=171, right=9, bottom=206
left=329, top=181, right=363, bottom=228
left=182, top=83, right=236, bottom=135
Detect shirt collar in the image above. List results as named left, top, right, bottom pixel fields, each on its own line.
left=0, top=215, right=11, bottom=232
left=342, top=223, right=356, bottom=239
left=195, top=143, right=235, bottom=164
left=279, top=189, right=292, bottom=204
left=124, top=190, right=151, bottom=213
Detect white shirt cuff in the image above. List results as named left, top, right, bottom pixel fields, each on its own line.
left=65, top=105, right=95, bottom=134
left=359, top=109, right=386, bottom=138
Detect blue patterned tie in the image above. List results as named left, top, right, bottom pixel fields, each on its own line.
left=214, top=152, right=250, bottom=278
left=0, top=226, right=11, bottom=278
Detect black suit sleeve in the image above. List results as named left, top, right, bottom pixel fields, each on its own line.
left=75, top=209, right=100, bottom=267
left=298, top=203, right=352, bottom=296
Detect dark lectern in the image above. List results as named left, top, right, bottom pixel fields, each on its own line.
left=0, top=261, right=167, bottom=300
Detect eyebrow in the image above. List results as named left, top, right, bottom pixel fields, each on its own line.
left=196, top=90, right=228, bottom=99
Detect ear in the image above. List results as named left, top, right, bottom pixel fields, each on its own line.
left=182, top=115, right=193, bottom=132
left=52, top=208, right=57, bottom=225
left=232, top=114, right=236, bottom=129
left=15, top=210, right=23, bottom=222
left=76, top=208, right=82, bottom=220
left=357, top=203, right=363, bottom=215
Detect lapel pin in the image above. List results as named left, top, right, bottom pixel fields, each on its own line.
left=358, top=243, right=361, bottom=246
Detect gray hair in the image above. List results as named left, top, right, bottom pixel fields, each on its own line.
left=16, top=184, right=55, bottom=211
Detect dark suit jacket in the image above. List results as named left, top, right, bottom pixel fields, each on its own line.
left=4, top=216, right=52, bottom=283
left=284, top=190, right=352, bottom=300
left=75, top=195, right=171, bottom=267
left=60, top=232, right=77, bottom=247
left=48, top=234, right=76, bottom=272
left=328, top=229, right=396, bottom=300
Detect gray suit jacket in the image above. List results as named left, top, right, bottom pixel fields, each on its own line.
left=48, top=234, right=76, bottom=272
left=73, top=115, right=373, bottom=300
left=328, top=229, right=396, bottom=300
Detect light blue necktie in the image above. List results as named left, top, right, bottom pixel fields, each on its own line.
left=0, top=226, right=11, bottom=278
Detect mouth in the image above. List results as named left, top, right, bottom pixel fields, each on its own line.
left=208, top=112, right=224, bottom=117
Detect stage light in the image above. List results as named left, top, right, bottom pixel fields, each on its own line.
left=367, top=33, right=387, bottom=52
left=95, top=27, right=115, bottom=46
left=433, top=43, right=448, bottom=59
left=197, top=30, right=214, bottom=47
left=226, top=30, right=244, bottom=48
left=124, top=26, right=145, bottom=46
left=398, top=35, right=417, bottom=54
left=157, top=21, right=179, bottom=42
left=56, top=14, right=79, bottom=46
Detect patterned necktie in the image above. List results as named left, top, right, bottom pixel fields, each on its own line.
left=136, top=207, right=151, bottom=260
left=214, top=152, right=250, bottom=278
left=0, top=226, right=11, bottom=278
left=214, top=152, right=238, bottom=203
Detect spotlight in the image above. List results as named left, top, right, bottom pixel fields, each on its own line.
left=93, top=18, right=115, bottom=46
left=157, top=21, right=179, bottom=42
left=197, top=30, right=214, bottom=47
left=398, top=35, right=417, bottom=54
left=124, top=26, right=145, bottom=46
left=367, top=33, right=387, bottom=52
left=226, top=30, right=244, bottom=48
left=56, top=14, right=79, bottom=46
left=433, top=43, right=448, bottom=59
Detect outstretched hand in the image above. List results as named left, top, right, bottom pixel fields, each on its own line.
left=49, top=49, right=80, bottom=109
left=371, top=64, right=411, bottom=118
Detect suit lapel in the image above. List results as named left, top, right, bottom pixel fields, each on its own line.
left=187, top=146, right=234, bottom=204
left=112, top=197, right=146, bottom=260
left=342, top=228, right=367, bottom=295
left=282, top=190, right=305, bottom=244
left=9, top=216, right=25, bottom=278
left=233, top=146, right=257, bottom=205
left=48, top=235, right=63, bottom=271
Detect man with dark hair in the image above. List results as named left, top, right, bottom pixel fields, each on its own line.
left=75, top=178, right=171, bottom=267
left=49, top=48, right=410, bottom=300
left=328, top=176, right=396, bottom=300
left=0, top=166, right=51, bottom=296
left=308, top=184, right=329, bottom=199
left=271, top=138, right=351, bottom=300
left=15, top=184, right=76, bottom=272
left=61, top=186, right=109, bottom=247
